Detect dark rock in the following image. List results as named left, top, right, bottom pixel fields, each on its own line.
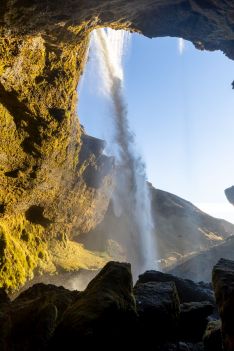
left=50, top=261, right=137, bottom=350
left=155, top=342, right=204, bottom=351
left=134, top=281, right=180, bottom=341
left=137, top=270, right=214, bottom=304
left=0, top=283, right=80, bottom=351
left=203, top=320, right=222, bottom=351
left=225, top=186, right=234, bottom=206
left=14, top=283, right=80, bottom=321
left=0, top=288, right=10, bottom=305
left=179, top=301, right=214, bottom=341
left=213, top=258, right=234, bottom=351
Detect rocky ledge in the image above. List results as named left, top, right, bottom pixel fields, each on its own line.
left=1, top=259, right=234, bottom=351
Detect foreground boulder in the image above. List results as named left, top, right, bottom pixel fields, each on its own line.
left=134, top=281, right=180, bottom=341
left=50, top=261, right=137, bottom=350
left=0, top=284, right=80, bottom=351
left=137, top=271, right=214, bottom=304
left=179, top=301, right=214, bottom=342
left=203, top=320, right=222, bottom=351
left=0, top=261, right=223, bottom=350
left=213, top=258, right=234, bottom=351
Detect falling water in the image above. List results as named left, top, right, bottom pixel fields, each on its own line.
left=91, top=28, right=158, bottom=277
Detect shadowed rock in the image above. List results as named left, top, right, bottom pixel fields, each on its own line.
left=203, top=320, right=222, bottom=351
left=179, top=301, right=214, bottom=342
left=50, top=261, right=137, bottom=350
left=225, top=186, right=234, bottom=206
left=134, top=281, right=180, bottom=342
left=137, top=270, right=214, bottom=304
left=213, top=258, right=234, bottom=351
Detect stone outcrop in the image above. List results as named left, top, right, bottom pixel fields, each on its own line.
left=225, top=186, right=234, bottom=206
left=179, top=301, right=214, bottom=341
left=1, top=0, right=234, bottom=290
left=80, top=187, right=234, bottom=268
left=137, top=270, right=214, bottom=304
left=134, top=281, right=180, bottom=341
left=203, top=320, right=222, bottom=351
left=0, top=261, right=217, bottom=350
left=169, top=235, right=234, bottom=282
left=50, top=261, right=137, bottom=350
left=213, top=258, right=234, bottom=351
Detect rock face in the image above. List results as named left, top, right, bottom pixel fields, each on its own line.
left=213, top=258, right=234, bottom=351
left=1, top=1, right=234, bottom=290
left=50, top=261, right=137, bottom=350
left=134, top=281, right=180, bottom=341
left=225, top=186, right=234, bottom=206
left=203, top=320, right=222, bottom=351
left=179, top=301, right=214, bottom=341
left=169, top=235, right=234, bottom=282
left=80, top=187, right=234, bottom=268
left=0, top=261, right=217, bottom=350
left=137, top=270, right=214, bottom=304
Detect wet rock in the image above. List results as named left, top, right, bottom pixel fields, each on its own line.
left=50, top=261, right=137, bottom=350
left=137, top=270, right=214, bottom=304
left=213, top=258, right=234, bottom=351
left=134, top=281, right=180, bottom=341
left=203, top=320, right=222, bottom=351
left=179, top=301, right=214, bottom=341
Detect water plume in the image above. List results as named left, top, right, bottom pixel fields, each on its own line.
left=178, top=38, right=185, bottom=55
left=91, top=28, right=158, bottom=277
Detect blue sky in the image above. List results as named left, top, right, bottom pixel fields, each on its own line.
left=78, top=33, right=234, bottom=223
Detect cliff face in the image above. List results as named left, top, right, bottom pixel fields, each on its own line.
left=80, top=187, right=234, bottom=269
left=1, top=0, right=234, bottom=290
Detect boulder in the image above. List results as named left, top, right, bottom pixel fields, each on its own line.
left=0, top=283, right=80, bottom=351
left=134, top=281, right=180, bottom=341
left=213, top=258, right=234, bottom=351
left=203, top=320, right=222, bottom=351
left=14, top=283, right=80, bottom=321
left=50, top=261, right=137, bottom=350
left=137, top=271, right=214, bottom=304
left=179, top=301, right=214, bottom=341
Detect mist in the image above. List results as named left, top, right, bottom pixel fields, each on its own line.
left=89, top=28, right=158, bottom=277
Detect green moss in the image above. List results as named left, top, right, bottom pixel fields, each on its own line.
left=0, top=21, right=112, bottom=292
left=0, top=216, right=55, bottom=292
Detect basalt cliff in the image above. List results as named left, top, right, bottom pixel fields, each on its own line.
left=1, top=0, right=234, bottom=291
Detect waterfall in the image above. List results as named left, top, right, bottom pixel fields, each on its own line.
left=91, top=28, right=158, bottom=277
